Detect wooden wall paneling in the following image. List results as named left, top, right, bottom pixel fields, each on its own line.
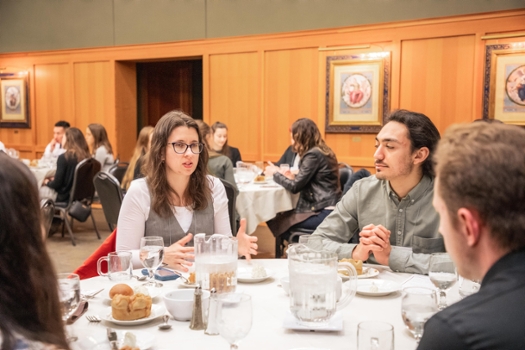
left=399, top=35, right=476, bottom=133
left=34, top=63, right=72, bottom=152
left=114, top=61, right=137, bottom=162
left=209, top=52, right=260, bottom=161
left=73, top=61, right=114, bottom=152
left=263, top=48, right=319, bottom=162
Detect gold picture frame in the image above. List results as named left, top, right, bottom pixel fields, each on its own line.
left=0, top=72, right=30, bottom=129
left=325, top=52, right=390, bottom=133
left=483, top=44, right=525, bottom=124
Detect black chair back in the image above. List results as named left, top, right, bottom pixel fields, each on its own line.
left=70, top=158, right=102, bottom=205
left=93, top=171, right=124, bottom=231
left=40, top=198, right=55, bottom=239
left=219, top=178, right=238, bottom=234
left=108, top=162, right=129, bottom=184
left=338, top=163, right=354, bottom=190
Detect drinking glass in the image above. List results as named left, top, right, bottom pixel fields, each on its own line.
left=57, top=273, right=80, bottom=342
left=458, top=276, right=481, bottom=298
left=217, top=293, right=252, bottom=349
left=139, top=236, right=165, bottom=287
left=401, top=287, right=438, bottom=343
left=428, top=253, right=456, bottom=309
left=357, top=321, right=394, bottom=350
left=255, top=161, right=264, bottom=175
left=280, top=164, right=290, bottom=173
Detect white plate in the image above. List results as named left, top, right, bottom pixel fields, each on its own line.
left=102, top=304, right=165, bottom=326
left=253, top=180, right=267, bottom=184
left=357, top=279, right=401, bottom=296
left=104, top=285, right=161, bottom=301
left=178, top=281, right=199, bottom=289
left=237, top=267, right=274, bottom=283
left=283, top=311, right=343, bottom=332
left=338, top=267, right=380, bottom=280
left=75, top=329, right=156, bottom=350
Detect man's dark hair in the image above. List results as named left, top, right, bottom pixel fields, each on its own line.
left=54, top=120, right=70, bottom=128
left=386, top=109, right=440, bottom=178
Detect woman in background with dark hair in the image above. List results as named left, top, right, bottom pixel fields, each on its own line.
left=85, top=123, right=114, bottom=172
left=41, top=127, right=91, bottom=202
left=121, top=126, right=154, bottom=191
left=210, top=121, right=242, bottom=166
left=0, top=153, right=70, bottom=350
left=266, top=118, right=341, bottom=240
left=117, top=111, right=257, bottom=270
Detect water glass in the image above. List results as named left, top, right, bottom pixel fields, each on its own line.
left=357, top=321, right=394, bottom=350
left=217, top=293, right=252, bottom=349
left=139, top=236, right=165, bottom=287
left=401, top=287, right=438, bottom=343
left=428, top=253, right=456, bottom=309
left=57, top=273, right=80, bottom=342
left=280, top=164, right=290, bottom=173
left=255, top=161, right=264, bottom=175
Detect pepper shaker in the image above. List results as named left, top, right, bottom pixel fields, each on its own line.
left=189, top=285, right=206, bottom=330
left=205, top=288, right=219, bottom=335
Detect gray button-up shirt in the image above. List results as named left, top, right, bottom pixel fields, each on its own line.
left=310, top=175, right=444, bottom=274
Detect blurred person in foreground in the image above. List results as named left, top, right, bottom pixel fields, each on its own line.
left=43, top=120, right=70, bottom=158
left=116, top=111, right=257, bottom=270
left=309, top=110, right=443, bottom=274
left=121, top=126, right=154, bottom=191
left=418, top=122, right=525, bottom=349
left=0, top=153, right=70, bottom=350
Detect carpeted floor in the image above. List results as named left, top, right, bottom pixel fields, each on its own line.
left=45, top=208, right=277, bottom=274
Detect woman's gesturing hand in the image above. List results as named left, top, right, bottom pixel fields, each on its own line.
left=236, top=218, right=258, bottom=261
left=163, top=233, right=195, bottom=272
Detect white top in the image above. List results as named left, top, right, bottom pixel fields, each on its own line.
left=43, top=142, right=66, bottom=158
left=0, top=141, right=5, bottom=153
left=94, top=145, right=114, bottom=172
left=116, top=176, right=231, bottom=267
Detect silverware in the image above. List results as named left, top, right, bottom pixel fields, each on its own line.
left=158, top=314, right=172, bottom=330
left=107, top=328, right=119, bottom=350
left=133, top=274, right=148, bottom=281
left=82, top=288, right=104, bottom=299
left=86, top=315, right=101, bottom=322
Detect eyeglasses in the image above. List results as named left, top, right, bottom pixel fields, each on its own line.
left=169, top=142, right=204, bottom=154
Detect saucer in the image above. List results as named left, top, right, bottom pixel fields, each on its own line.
left=283, top=311, right=343, bottom=332
left=356, top=279, right=402, bottom=296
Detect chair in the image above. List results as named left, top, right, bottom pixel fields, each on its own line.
left=107, top=162, right=129, bottom=184
left=40, top=198, right=55, bottom=239
left=93, top=171, right=124, bottom=231
left=73, top=229, right=117, bottom=280
left=220, top=178, right=238, bottom=234
left=338, top=162, right=354, bottom=191
left=55, top=158, right=101, bottom=246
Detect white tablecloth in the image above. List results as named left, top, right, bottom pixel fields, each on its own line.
left=73, top=259, right=462, bottom=350
left=236, top=183, right=299, bottom=235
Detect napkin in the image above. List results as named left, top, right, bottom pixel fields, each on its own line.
left=67, top=300, right=89, bottom=324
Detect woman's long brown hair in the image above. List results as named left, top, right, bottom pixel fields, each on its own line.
left=210, top=121, right=231, bottom=158
left=121, top=126, right=154, bottom=190
left=145, top=111, right=211, bottom=218
left=87, top=123, right=113, bottom=155
left=63, top=127, right=91, bottom=162
left=291, top=118, right=335, bottom=158
left=0, top=154, right=70, bottom=350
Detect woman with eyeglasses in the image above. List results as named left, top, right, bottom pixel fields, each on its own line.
left=116, top=111, right=257, bottom=270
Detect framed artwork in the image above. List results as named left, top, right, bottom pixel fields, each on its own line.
left=483, top=44, right=525, bottom=124
left=0, top=72, right=30, bottom=129
left=325, top=52, right=390, bottom=133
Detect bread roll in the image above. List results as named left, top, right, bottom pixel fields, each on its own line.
left=111, top=293, right=152, bottom=321
left=109, top=284, right=134, bottom=298
left=339, top=258, right=363, bottom=275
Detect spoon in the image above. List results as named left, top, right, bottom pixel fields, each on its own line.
left=158, top=315, right=172, bottom=330
left=133, top=274, right=148, bottom=282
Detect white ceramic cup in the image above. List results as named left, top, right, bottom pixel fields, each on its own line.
left=163, top=289, right=211, bottom=321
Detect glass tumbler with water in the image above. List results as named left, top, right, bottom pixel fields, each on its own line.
left=139, top=236, right=165, bottom=287
left=57, top=273, right=80, bottom=342
left=217, top=293, right=252, bottom=350
left=401, top=287, right=438, bottom=343
left=429, top=253, right=456, bottom=309
left=287, top=244, right=357, bottom=327
left=357, top=321, right=394, bottom=350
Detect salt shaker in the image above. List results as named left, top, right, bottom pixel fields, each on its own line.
left=205, top=288, right=219, bottom=335
left=189, top=285, right=206, bottom=330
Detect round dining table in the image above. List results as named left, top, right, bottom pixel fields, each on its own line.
left=72, top=259, right=462, bottom=350
left=236, top=181, right=299, bottom=235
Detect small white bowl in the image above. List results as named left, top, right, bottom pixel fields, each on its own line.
left=163, top=289, right=210, bottom=321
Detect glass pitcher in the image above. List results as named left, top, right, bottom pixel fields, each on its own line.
left=288, top=244, right=357, bottom=326
left=194, top=233, right=238, bottom=294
